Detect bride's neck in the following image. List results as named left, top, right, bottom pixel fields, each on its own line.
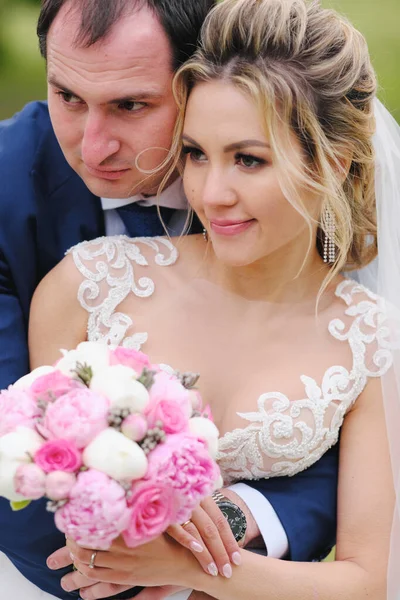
left=204, top=238, right=329, bottom=304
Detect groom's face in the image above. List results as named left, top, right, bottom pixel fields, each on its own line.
left=46, top=4, right=178, bottom=199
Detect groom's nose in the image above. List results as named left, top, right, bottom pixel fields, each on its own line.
left=81, top=110, right=121, bottom=168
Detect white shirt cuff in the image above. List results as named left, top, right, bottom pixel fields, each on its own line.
left=228, top=482, right=289, bottom=559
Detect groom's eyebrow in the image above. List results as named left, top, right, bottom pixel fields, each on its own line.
left=48, top=76, right=80, bottom=97
left=47, top=76, right=163, bottom=103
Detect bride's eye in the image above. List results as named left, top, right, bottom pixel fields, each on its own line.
left=236, top=153, right=266, bottom=169
left=182, top=146, right=207, bottom=163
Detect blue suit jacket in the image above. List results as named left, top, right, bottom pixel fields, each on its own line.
left=0, top=102, right=338, bottom=599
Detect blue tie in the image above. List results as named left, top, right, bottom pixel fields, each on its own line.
left=116, top=203, right=175, bottom=237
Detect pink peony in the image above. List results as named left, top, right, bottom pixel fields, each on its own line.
left=39, top=388, right=109, bottom=449
left=14, top=463, right=46, bottom=500
left=55, top=470, right=131, bottom=550
left=121, top=413, right=148, bottom=441
left=146, top=434, right=220, bottom=523
left=123, top=480, right=177, bottom=548
left=147, top=372, right=191, bottom=418
left=31, top=371, right=82, bottom=404
left=46, top=471, right=77, bottom=501
left=110, top=348, right=151, bottom=374
left=0, top=388, right=41, bottom=437
left=35, top=439, right=82, bottom=473
left=146, top=399, right=188, bottom=434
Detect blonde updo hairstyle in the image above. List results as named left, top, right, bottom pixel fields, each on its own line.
left=167, top=0, right=378, bottom=290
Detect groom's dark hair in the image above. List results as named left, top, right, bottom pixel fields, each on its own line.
left=37, top=0, right=216, bottom=70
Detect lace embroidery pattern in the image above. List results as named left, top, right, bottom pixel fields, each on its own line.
left=217, top=279, right=396, bottom=482
left=69, top=236, right=178, bottom=349
left=70, top=240, right=397, bottom=482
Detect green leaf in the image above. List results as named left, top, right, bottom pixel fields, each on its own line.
left=10, top=499, right=31, bottom=511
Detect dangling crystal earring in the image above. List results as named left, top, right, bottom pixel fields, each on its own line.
left=323, top=206, right=336, bottom=264
left=202, top=228, right=209, bottom=242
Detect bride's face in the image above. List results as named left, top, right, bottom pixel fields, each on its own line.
left=182, top=80, right=317, bottom=267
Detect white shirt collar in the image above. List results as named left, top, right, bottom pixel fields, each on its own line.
left=101, top=177, right=188, bottom=211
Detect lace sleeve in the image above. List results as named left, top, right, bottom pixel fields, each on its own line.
left=67, top=235, right=178, bottom=349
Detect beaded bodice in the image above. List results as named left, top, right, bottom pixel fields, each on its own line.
left=69, top=236, right=395, bottom=483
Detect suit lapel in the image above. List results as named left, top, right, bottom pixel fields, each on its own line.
left=32, top=125, right=105, bottom=277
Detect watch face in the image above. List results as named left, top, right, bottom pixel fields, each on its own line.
left=218, top=501, right=247, bottom=542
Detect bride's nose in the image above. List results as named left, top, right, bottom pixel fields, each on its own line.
left=201, top=168, right=237, bottom=208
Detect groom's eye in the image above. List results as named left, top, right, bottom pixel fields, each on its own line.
left=56, top=91, right=82, bottom=106
left=118, top=101, right=146, bottom=112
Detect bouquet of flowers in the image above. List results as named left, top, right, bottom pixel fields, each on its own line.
left=0, top=342, right=221, bottom=550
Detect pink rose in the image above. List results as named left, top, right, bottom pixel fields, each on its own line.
left=55, top=470, right=131, bottom=550
left=35, top=439, right=82, bottom=473
left=31, top=371, right=82, bottom=404
left=123, top=480, right=177, bottom=548
left=46, top=471, right=77, bottom=501
left=14, top=463, right=46, bottom=500
left=146, top=434, right=220, bottom=523
left=146, top=400, right=188, bottom=434
left=0, top=387, right=41, bottom=437
left=39, top=388, right=109, bottom=448
left=111, top=348, right=151, bottom=374
left=148, top=372, right=192, bottom=418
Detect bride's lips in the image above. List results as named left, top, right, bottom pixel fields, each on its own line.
left=85, top=165, right=130, bottom=180
left=209, top=219, right=255, bottom=236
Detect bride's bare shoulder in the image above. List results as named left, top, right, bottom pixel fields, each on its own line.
left=29, top=250, right=90, bottom=367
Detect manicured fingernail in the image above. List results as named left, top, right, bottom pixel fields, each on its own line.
left=47, top=559, right=57, bottom=569
left=222, top=563, right=232, bottom=578
left=61, top=579, right=71, bottom=592
left=207, top=562, right=218, bottom=576
left=232, top=551, right=242, bottom=566
left=190, top=541, right=204, bottom=553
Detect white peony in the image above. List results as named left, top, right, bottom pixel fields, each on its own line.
left=0, top=426, right=44, bottom=463
left=90, top=365, right=149, bottom=413
left=188, top=417, right=220, bottom=459
left=0, top=460, right=26, bottom=502
left=0, top=427, right=44, bottom=502
left=56, top=342, right=110, bottom=378
left=82, top=428, right=148, bottom=481
left=213, top=474, right=224, bottom=492
left=13, top=366, right=55, bottom=390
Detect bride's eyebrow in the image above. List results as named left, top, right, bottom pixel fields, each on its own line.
left=181, top=134, right=270, bottom=153
left=224, top=140, right=271, bottom=152
left=182, top=134, right=203, bottom=148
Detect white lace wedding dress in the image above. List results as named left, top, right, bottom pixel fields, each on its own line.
left=1, top=234, right=396, bottom=600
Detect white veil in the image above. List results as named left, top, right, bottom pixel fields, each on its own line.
left=350, top=99, right=400, bottom=599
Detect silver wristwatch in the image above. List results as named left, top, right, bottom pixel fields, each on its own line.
left=212, top=490, right=247, bottom=543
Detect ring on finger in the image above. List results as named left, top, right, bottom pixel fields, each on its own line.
left=181, top=520, right=192, bottom=528
left=89, top=551, right=98, bottom=569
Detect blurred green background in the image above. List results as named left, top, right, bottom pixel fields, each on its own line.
left=0, top=0, right=399, bottom=121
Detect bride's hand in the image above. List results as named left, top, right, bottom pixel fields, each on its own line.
left=66, top=534, right=195, bottom=591
left=166, top=495, right=241, bottom=579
